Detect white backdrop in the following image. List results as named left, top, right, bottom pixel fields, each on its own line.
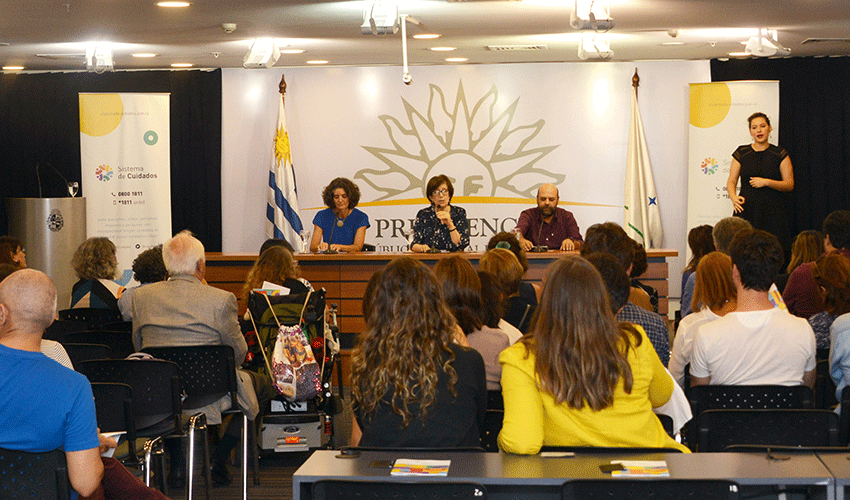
left=221, top=61, right=712, bottom=299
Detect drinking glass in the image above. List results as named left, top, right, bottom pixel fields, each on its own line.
left=68, top=182, right=79, bottom=197
left=404, top=228, right=414, bottom=252
left=299, top=229, right=311, bottom=253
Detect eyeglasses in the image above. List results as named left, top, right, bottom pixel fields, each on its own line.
left=432, top=189, right=449, bottom=197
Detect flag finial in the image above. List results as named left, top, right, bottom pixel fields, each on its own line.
left=632, top=68, right=639, bottom=89
left=279, top=75, right=287, bottom=95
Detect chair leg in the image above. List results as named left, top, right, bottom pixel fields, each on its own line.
left=249, top=419, right=260, bottom=485
left=201, top=425, right=211, bottom=500
left=242, top=414, right=248, bottom=500
left=188, top=426, right=195, bottom=500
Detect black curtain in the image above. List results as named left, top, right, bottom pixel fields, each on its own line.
left=711, top=57, right=850, bottom=238
left=0, top=69, right=222, bottom=251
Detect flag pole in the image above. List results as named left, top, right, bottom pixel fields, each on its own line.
left=280, top=74, right=287, bottom=102
left=632, top=68, right=639, bottom=93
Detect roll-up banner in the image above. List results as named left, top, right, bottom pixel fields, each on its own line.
left=686, top=81, right=779, bottom=257
left=79, top=93, right=172, bottom=286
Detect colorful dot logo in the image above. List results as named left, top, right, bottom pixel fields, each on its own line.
left=95, top=164, right=113, bottom=181
left=701, top=157, right=718, bottom=175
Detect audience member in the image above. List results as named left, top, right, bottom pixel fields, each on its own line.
left=0, top=263, right=18, bottom=282
left=668, top=252, right=737, bottom=388
left=691, top=230, right=815, bottom=388
left=581, top=222, right=669, bottom=366
left=630, top=240, right=659, bottom=313
left=132, top=230, right=275, bottom=486
left=243, top=245, right=312, bottom=301
left=350, top=257, right=486, bottom=448
left=480, top=248, right=536, bottom=334
left=487, top=231, right=530, bottom=272
left=785, top=211, right=850, bottom=318
left=810, top=253, right=850, bottom=351
left=0, top=235, right=26, bottom=268
left=70, top=237, right=124, bottom=309
left=681, top=217, right=751, bottom=317
left=514, top=184, right=583, bottom=251
left=259, top=238, right=294, bottom=256
left=776, top=230, right=825, bottom=292
left=498, top=255, right=687, bottom=454
left=681, top=225, right=713, bottom=302
left=478, top=270, right=522, bottom=344
left=434, top=256, right=510, bottom=390
left=117, top=245, right=167, bottom=321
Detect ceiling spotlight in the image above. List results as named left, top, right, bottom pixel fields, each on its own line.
left=661, top=42, right=684, bottom=46
left=445, top=57, right=467, bottom=62
left=306, top=60, right=328, bottom=65
left=728, top=52, right=751, bottom=57
left=157, top=1, right=190, bottom=7
left=243, top=38, right=280, bottom=68
left=745, top=29, right=790, bottom=57
left=429, top=46, right=456, bottom=52
left=132, top=53, right=157, bottom=58
left=413, top=34, right=440, bottom=40
left=85, top=42, right=113, bottom=73
left=361, top=1, right=398, bottom=35
left=279, top=49, right=305, bottom=55
left=577, top=35, right=612, bottom=60
left=2, top=66, right=24, bottom=71
left=571, top=0, right=613, bottom=31
left=171, top=63, right=193, bottom=67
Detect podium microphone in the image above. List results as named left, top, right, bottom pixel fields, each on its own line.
left=530, top=216, right=548, bottom=253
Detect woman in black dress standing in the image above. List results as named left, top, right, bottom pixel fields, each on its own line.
left=726, top=112, right=794, bottom=254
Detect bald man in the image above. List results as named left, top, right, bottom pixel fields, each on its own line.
left=0, top=269, right=103, bottom=497
left=515, top=184, right=583, bottom=251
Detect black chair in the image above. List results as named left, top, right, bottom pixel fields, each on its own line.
left=481, top=409, right=503, bottom=452
left=90, top=382, right=139, bottom=466
left=102, top=320, right=133, bottom=332
left=77, top=359, right=183, bottom=495
left=686, top=385, right=813, bottom=449
left=312, top=479, right=487, bottom=499
left=840, top=386, right=850, bottom=445
left=561, top=479, right=740, bottom=500
left=62, top=330, right=135, bottom=358
left=43, top=319, right=89, bottom=342
left=540, top=446, right=683, bottom=454
left=62, top=343, right=113, bottom=366
left=0, top=447, right=70, bottom=500
left=142, top=345, right=259, bottom=498
left=815, top=358, right=838, bottom=410
left=58, top=308, right=123, bottom=329
left=657, top=414, right=675, bottom=439
left=698, top=409, right=839, bottom=452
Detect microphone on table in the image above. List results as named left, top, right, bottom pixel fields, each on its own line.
left=323, top=217, right=340, bottom=254
left=530, top=215, right=548, bottom=253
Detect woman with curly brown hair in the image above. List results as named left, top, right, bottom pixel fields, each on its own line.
left=69, top=237, right=124, bottom=309
left=498, top=255, right=687, bottom=454
left=350, top=256, right=486, bottom=448
left=310, top=177, right=370, bottom=253
left=117, top=245, right=168, bottom=321
left=242, top=246, right=312, bottom=301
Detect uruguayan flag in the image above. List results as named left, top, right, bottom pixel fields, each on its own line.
left=266, top=89, right=304, bottom=247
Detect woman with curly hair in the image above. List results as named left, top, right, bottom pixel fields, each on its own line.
left=498, top=255, right=687, bottom=454
left=242, top=246, right=312, bottom=301
left=310, top=177, right=370, bottom=253
left=810, top=253, right=850, bottom=351
left=117, top=245, right=168, bottom=321
left=480, top=248, right=536, bottom=334
left=350, top=256, right=486, bottom=448
left=69, top=237, right=124, bottom=309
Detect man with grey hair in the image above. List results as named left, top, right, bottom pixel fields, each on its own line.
left=133, top=230, right=271, bottom=486
left=0, top=269, right=103, bottom=497
left=681, top=217, right=753, bottom=317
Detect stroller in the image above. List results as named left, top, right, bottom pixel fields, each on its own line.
left=246, top=288, right=342, bottom=452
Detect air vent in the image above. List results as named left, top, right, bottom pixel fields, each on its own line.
left=486, top=45, right=548, bottom=52
left=801, top=38, right=850, bottom=44
left=35, top=53, right=86, bottom=60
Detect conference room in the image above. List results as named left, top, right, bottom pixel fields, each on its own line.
left=2, top=0, right=850, bottom=499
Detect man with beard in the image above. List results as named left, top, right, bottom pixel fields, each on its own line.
left=515, top=184, right=583, bottom=251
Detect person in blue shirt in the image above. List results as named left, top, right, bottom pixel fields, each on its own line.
left=310, top=177, right=370, bottom=253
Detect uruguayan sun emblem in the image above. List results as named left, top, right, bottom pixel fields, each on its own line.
left=356, top=81, right=563, bottom=201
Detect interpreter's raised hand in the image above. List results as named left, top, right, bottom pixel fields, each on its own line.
left=731, top=194, right=745, bottom=213
left=749, top=177, right=769, bottom=188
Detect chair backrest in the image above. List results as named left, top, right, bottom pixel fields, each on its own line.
left=102, top=321, right=133, bottom=332
left=540, top=446, right=684, bottom=454
left=841, top=386, right=850, bottom=445
left=311, top=479, right=487, bottom=499
left=62, top=330, right=135, bottom=358
left=141, top=345, right=238, bottom=411
left=698, top=409, right=839, bottom=452
left=58, top=308, right=123, bottom=329
left=42, top=319, right=89, bottom=342
left=90, top=382, right=135, bottom=434
left=480, top=409, right=503, bottom=452
left=561, top=479, right=740, bottom=500
left=77, top=359, right=181, bottom=431
left=814, top=358, right=838, bottom=410
left=687, top=385, right=814, bottom=447
left=0, top=447, right=70, bottom=500
left=62, top=343, right=113, bottom=366
left=656, top=414, right=675, bottom=439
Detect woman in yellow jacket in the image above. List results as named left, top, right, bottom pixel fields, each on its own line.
left=498, top=254, right=688, bottom=454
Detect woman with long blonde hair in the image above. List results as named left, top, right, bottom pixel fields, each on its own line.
left=669, top=252, right=737, bottom=388
left=498, top=255, right=686, bottom=454
left=350, top=256, right=486, bottom=448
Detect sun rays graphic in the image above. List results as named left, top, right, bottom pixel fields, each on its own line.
left=355, top=81, right=565, bottom=203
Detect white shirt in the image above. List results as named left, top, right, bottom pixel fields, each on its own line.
left=690, top=308, right=816, bottom=386
left=669, top=308, right=720, bottom=388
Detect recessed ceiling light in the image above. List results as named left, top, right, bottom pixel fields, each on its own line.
left=2, top=66, right=24, bottom=71
left=157, top=1, right=190, bottom=7
left=413, top=34, right=440, bottom=40
left=280, top=49, right=306, bottom=55
left=132, top=53, right=157, bottom=58
left=445, top=57, right=467, bottom=62
left=661, top=42, right=684, bottom=46
left=306, top=60, right=328, bottom=65
left=728, top=52, right=750, bottom=57
left=430, top=46, right=456, bottom=52
left=171, top=62, right=193, bottom=67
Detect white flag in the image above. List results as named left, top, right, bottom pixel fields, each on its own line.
left=266, top=92, right=304, bottom=247
left=624, top=86, right=663, bottom=248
